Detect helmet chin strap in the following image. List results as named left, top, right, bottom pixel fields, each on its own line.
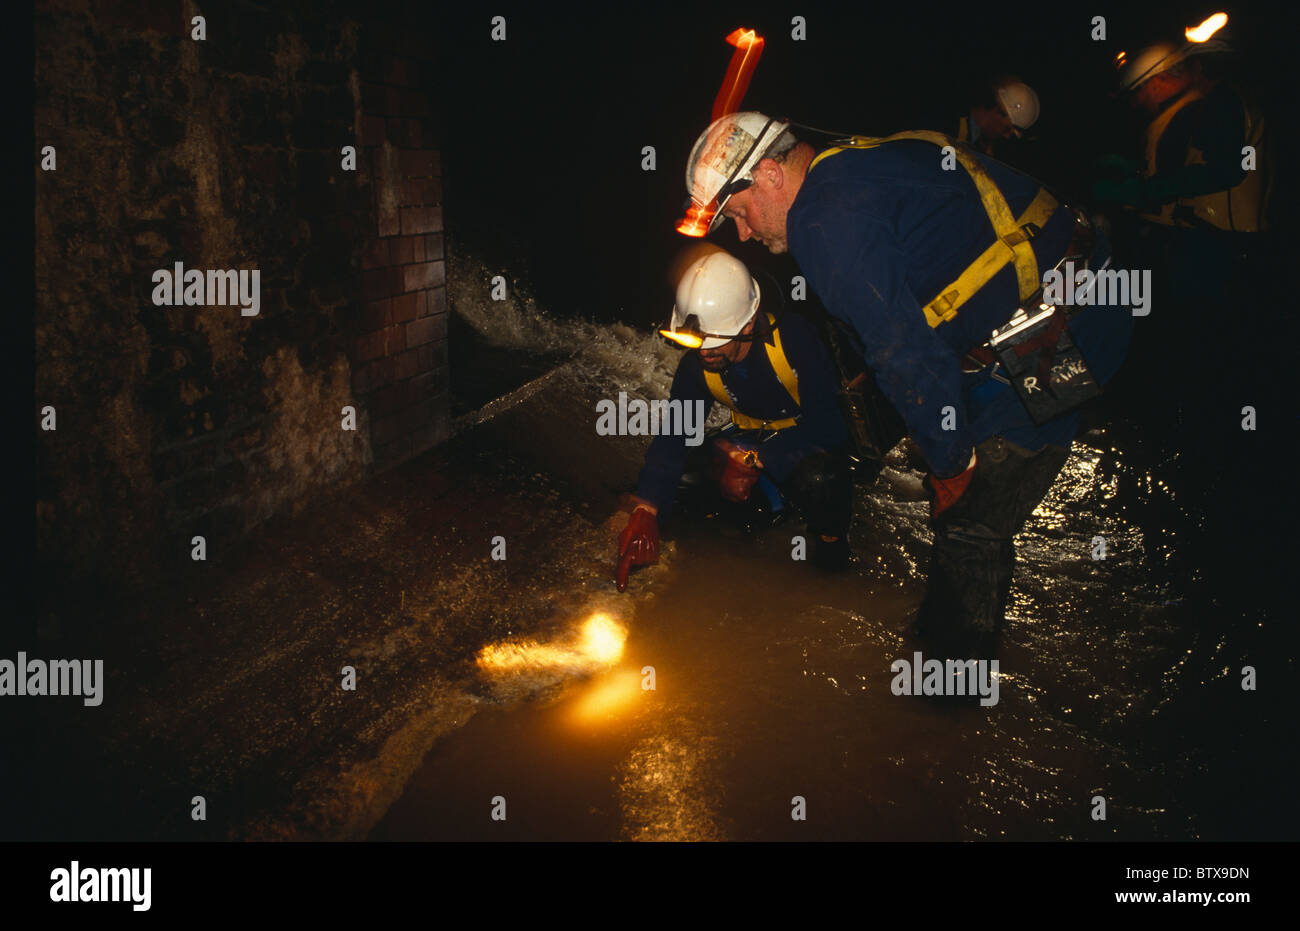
left=703, top=326, right=761, bottom=353
left=701, top=317, right=765, bottom=369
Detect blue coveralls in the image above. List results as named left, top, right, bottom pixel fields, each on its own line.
left=635, top=311, right=851, bottom=535
left=787, top=139, right=1133, bottom=642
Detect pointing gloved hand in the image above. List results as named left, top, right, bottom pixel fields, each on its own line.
left=926, top=450, right=977, bottom=518
left=615, top=505, right=660, bottom=592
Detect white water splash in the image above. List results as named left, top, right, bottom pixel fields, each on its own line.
left=450, top=254, right=683, bottom=401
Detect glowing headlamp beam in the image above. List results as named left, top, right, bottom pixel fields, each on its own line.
left=659, top=328, right=704, bottom=348
left=676, top=27, right=765, bottom=237
left=712, top=28, right=765, bottom=121
left=676, top=204, right=713, bottom=238
left=1186, top=12, right=1227, bottom=42
left=474, top=613, right=627, bottom=677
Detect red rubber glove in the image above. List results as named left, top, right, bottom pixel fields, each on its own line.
left=616, top=507, right=660, bottom=592
left=927, top=451, right=977, bottom=518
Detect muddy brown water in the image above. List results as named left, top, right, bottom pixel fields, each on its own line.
left=371, top=413, right=1273, bottom=841
left=372, top=280, right=1288, bottom=841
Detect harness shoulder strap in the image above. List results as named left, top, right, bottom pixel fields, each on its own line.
left=701, top=313, right=801, bottom=432
left=764, top=317, right=801, bottom=407
left=807, top=132, right=1058, bottom=327
left=702, top=369, right=730, bottom=408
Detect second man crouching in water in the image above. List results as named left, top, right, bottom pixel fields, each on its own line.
left=615, top=250, right=855, bottom=591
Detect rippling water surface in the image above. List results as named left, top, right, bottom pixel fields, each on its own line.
left=371, top=259, right=1288, bottom=841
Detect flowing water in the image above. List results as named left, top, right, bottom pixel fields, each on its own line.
left=370, top=257, right=1289, bottom=841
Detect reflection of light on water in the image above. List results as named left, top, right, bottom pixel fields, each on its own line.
left=1033, top=448, right=1099, bottom=528
left=476, top=612, right=627, bottom=678
left=567, top=667, right=643, bottom=726
left=579, top=614, right=626, bottom=665
left=618, top=731, right=724, bottom=842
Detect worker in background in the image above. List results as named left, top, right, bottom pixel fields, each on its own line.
left=615, top=249, right=855, bottom=592
left=1093, top=25, right=1271, bottom=312
left=1087, top=17, right=1275, bottom=583
left=957, top=76, right=1041, bottom=161
left=678, top=112, right=1133, bottom=656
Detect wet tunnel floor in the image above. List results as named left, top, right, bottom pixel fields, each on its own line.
left=414, top=293, right=1294, bottom=843
left=371, top=426, right=1289, bottom=841
left=371, top=536, right=949, bottom=842
left=17, top=312, right=1293, bottom=842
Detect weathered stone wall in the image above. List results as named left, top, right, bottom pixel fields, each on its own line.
left=34, top=1, right=448, bottom=593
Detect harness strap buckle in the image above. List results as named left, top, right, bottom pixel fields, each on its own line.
left=932, top=290, right=960, bottom=314
left=1002, top=221, right=1042, bottom=248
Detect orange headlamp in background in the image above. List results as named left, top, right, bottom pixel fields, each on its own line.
left=1185, top=12, right=1227, bottom=43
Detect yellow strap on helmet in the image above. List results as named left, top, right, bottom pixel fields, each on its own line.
left=702, top=313, right=801, bottom=432
left=808, top=131, right=1058, bottom=327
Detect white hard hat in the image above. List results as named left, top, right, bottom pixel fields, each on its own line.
left=996, top=81, right=1040, bottom=132
left=682, top=111, right=791, bottom=234
left=1116, top=41, right=1182, bottom=90
left=1117, top=37, right=1231, bottom=91
left=662, top=252, right=761, bottom=349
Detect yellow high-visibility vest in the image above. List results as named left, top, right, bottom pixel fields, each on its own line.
left=808, top=130, right=1059, bottom=328
left=1141, top=85, right=1270, bottom=233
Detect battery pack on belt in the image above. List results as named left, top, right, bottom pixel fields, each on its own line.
left=967, top=207, right=1101, bottom=425
left=988, top=302, right=1100, bottom=425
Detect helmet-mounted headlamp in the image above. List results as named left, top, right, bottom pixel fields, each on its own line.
left=677, top=115, right=786, bottom=237
left=658, top=313, right=752, bottom=349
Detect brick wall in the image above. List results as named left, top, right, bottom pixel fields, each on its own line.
left=34, top=1, right=449, bottom=592
left=353, top=33, right=449, bottom=471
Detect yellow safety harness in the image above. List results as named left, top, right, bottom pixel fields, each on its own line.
left=808, top=131, right=1059, bottom=328
left=703, top=313, right=802, bottom=431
